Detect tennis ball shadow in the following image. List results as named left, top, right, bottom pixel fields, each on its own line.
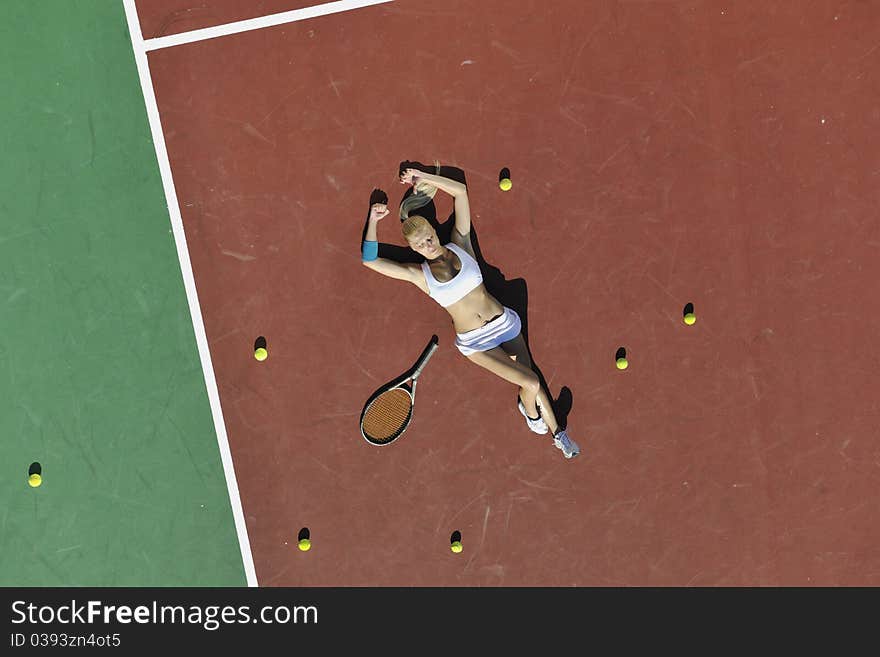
left=298, top=528, right=310, bottom=541
left=29, top=462, right=41, bottom=476
left=683, top=302, right=694, bottom=316
left=450, top=530, right=461, bottom=544
left=254, top=336, right=267, bottom=350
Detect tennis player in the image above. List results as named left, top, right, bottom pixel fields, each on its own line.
left=360, top=165, right=580, bottom=459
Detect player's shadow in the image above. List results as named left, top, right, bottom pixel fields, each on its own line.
left=361, top=163, right=573, bottom=430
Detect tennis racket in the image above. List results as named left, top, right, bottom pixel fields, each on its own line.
left=360, top=335, right=439, bottom=446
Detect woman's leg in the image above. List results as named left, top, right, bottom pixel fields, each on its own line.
left=499, top=333, right=562, bottom=433
left=499, top=332, right=533, bottom=368
left=465, top=346, right=561, bottom=435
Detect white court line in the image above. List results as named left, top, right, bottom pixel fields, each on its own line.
left=122, top=0, right=258, bottom=587
left=143, top=0, right=394, bottom=51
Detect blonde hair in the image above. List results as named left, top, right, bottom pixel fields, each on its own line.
left=399, top=160, right=441, bottom=221
left=401, top=215, right=432, bottom=241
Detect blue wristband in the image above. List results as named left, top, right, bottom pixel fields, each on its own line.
left=362, top=240, right=378, bottom=261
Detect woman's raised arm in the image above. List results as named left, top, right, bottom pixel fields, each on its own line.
left=401, top=168, right=471, bottom=236
left=361, top=200, right=421, bottom=284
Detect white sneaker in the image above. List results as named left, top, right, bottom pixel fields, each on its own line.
left=553, top=428, right=580, bottom=459
left=517, top=398, right=549, bottom=434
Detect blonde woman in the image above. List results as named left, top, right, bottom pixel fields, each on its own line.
left=360, top=166, right=580, bottom=459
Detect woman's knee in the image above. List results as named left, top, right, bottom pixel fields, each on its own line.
left=520, top=372, right=540, bottom=396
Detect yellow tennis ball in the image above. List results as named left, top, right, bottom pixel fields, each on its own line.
left=254, top=347, right=268, bottom=361
left=450, top=541, right=463, bottom=553
left=683, top=313, right=696, bottom=325
left=298, top=538, right=311, bottom=551
left=28, top=474, right=42, bottom=488
left=499, top=178, right=512, bottom=191
left=616, top=357, right=628, bottom=370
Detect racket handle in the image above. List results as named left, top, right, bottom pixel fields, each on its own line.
left=411, top=336, right=439, bottom=380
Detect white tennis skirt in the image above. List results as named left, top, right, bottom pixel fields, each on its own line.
left=454, top=306, right=522, bottom=356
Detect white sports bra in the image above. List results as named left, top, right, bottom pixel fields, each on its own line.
left=420, top=242, right=483, bottom=307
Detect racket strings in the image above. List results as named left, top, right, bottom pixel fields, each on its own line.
left=362, top=389, right=412, bottom=442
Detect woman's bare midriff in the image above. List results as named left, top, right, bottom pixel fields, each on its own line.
left=413, top=246, right=505, bottom=333
left=445, top=285, right=505, bottom=333
left=407, top=280, right=500, bottom=334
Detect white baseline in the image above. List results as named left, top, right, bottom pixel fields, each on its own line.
left=122, top=0, right=258, bottom=587
left=143, top=0, right=395, bottom=51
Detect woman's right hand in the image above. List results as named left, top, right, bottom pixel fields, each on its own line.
left=399, top=168, right=420, bottom=185
left=369, top=203, right=390, bottom=221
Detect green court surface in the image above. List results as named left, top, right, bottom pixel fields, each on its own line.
left=0, top=0, right=246, bottom=586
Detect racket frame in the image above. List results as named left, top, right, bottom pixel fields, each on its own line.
left=359, top=336, right=439, bottom=446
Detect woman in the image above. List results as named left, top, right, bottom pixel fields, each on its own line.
left=360, top=165, right=579, bottom=459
